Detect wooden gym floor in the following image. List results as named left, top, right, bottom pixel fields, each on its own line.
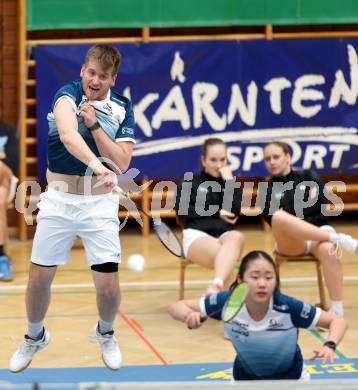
left=0, top=220, right=357, bottom=370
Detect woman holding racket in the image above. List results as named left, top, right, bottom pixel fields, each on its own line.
left=263, top=141, right=358, bottom=317
left=175, top=138, right=244, bottom=295
left=168, top=250, right=347, bottom=380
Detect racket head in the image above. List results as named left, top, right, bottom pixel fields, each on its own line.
left=222, top=283, right=248, bottom=322
left=153, top=220, right=183, bottom=258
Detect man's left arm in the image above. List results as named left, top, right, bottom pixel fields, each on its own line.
left=91, top=131, right=133, bottom=174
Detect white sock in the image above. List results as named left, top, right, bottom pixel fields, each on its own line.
left=330, top=301, right=344, bottom=316
left=27, top=321, right=44, bottom=340
left=329, top=233, right=339, bottom=243
left=98, top=319, right=114, bottom=334
left=212, top=277, right=224, bottom=287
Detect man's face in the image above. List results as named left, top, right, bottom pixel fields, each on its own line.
left=80, top=59, right=116, bottom=101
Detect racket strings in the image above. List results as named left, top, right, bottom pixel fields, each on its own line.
left=222, top=283, right=248, bottom=322
left=154, top=222, right=183, bottom=257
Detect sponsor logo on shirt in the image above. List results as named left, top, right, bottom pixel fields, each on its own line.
left=231, top=321, right=249, bottom=338
left=273, top=304, right=289, bottom=311
left=274, top=191, right=284, bottom=200
left=122, top=127, right=134, bottom=136
left=103, top=102, right=113, bottom=115
left=300, top=303, right=311, bottom=319
left=209, top=293, right=218, bottom=305
left=198, top=186, right=209, bottom=193
left=268, top=318, right=285, bottom=329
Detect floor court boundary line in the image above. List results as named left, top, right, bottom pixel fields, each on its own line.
left=309, top=328, right=346, bottom=359
left=1, top=275, right=358, bottom=291
left=119, top=309, right=168, bottom=365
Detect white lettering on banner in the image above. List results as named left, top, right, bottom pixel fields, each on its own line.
left=284, top=141, right=302, bottom=165
left=226, top=143, right=350, bottom=173
left=123, top=86, right=159, bottom=137
left=227, top=82, right=258, bottom=126
left=329, top=144, right=351, bottom=168
left=242, top=147, right=263, bottom=172
left=129, top=44, right=358, bottom=140
left=192, top=82, right=227, bottom=131
left=227, top=146, right=242, bottom=171
left=329, top=44, right=358, bottom=107
left=302, top=145, right=327, bottom=169
left=263, top=77, right=292, bottom=114
left=291, top=75, right=325, bottom=118
left=152, top=85, right=190, bottom=130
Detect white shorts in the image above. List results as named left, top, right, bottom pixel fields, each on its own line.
left=31, top=188, right=121, bottom=267
left=274, top=241, right=313, bottom=256
left=182, top=228, right=229, bottom=258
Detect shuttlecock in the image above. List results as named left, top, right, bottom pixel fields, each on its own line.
left=127, top=254, right=145, bottom=272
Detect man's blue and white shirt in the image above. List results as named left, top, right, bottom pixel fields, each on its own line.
left=47, top=79, right=135, bottom=175
left=200, top=290, right=320, bottom=379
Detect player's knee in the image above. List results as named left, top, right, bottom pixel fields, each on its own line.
left=91, top=262, right=119, bottom=273
left=271, top=209, right=286, bottom=222
left=317, top=242, right=340, bottom=261
left=231, top=230, right=244, bottom=245
left=224, top=230, right=244, bottom=246
left=96, top=280, right=119, bottom=300
left=28, top=262, right=57, bottom=289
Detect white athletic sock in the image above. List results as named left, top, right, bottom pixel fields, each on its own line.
left=27, top=321, right=44, bottom=340
left=330, top=301, right=344, bottom=316
left=212, top=277, right=224, bottom=288
left=328, top=232, right=339, bottom=243
left=98, top=319, right=114, bottom=334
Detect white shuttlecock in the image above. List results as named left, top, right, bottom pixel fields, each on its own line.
left=127, top=254, right=145, bottom=272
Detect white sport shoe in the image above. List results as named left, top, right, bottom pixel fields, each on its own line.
left=9, top=330, right=51, bottom=373
left=94, top=324, right=122, bottom=370
left=320, top=225, right=336, bottom=234
left=330, top=233, right=358, bottom=257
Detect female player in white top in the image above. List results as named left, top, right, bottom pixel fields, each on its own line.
left=168, top=250, right=347, bottom=380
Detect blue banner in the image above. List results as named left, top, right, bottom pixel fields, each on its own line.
left=36, top=39, right=358, bottom=181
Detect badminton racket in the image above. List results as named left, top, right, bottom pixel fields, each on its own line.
left=113, top=186, right=183, bottom=258
left=222, top=282, right=248, bottom=322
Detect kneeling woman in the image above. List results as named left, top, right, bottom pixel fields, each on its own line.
left=168, top=250, right=347, bottom=380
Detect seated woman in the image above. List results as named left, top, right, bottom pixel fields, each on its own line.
left=175, top=138, right=244, bottom=295
left=168, top=250, right=347, bottom=380
left=262, top=141, right=357, bottom=316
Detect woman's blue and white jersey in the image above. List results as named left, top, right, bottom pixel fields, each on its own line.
left=47, top=79, right=135, bottom=175
left=200, top=290, right=320, bottom=379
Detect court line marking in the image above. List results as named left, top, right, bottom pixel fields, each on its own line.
left=119, top=309, right=168, bottom=365
left=309, top=328, right=346, bottom=359
left=1, top=276, right=358, bottom=291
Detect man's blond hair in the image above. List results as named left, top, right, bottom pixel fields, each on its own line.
left=85, top=45, right=121, bottom=75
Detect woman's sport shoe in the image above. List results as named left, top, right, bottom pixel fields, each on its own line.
left=9, top=331, right=51, bottom=373
left=330, top=233, right=358, bottom=257
left=336, top=233, right=358, bottom=253
left=93, top=324, right=122, bottom=370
